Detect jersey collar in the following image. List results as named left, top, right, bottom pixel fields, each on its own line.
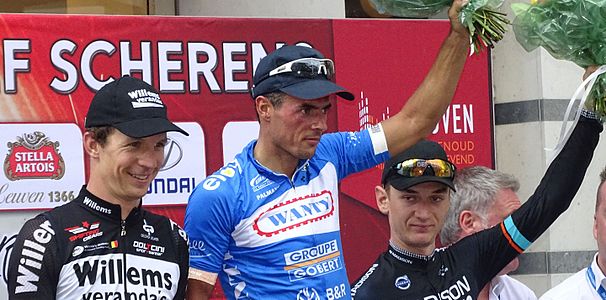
left=76, top=185, right=143, bottom=221
left=590, top=253, right=606, bottom=293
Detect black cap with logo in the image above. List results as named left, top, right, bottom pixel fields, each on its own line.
left=382, top=140, right=456, bottom=191
left=84, top=76, right=188, bottom=138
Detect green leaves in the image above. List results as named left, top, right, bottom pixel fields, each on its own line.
left=511, top=0, right=606, bottom=117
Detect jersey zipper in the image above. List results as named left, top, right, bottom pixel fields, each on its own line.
left=121, top=219, right=128, bottom=296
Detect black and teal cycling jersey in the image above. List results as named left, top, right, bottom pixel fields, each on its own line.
left=350, top=116, right=602, bottom=300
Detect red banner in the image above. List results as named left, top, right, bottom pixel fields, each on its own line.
left=0, top=14, right=492, bottom=298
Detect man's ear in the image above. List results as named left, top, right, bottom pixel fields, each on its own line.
left=375, top=185, right=390, bottom=215
left=255, top=96, right=272, bottom=122
left=594, top=214, right=599, bottom=241
left=83, top=131, right=100, bottom=158
left=459, top=210, right=481, bottom=236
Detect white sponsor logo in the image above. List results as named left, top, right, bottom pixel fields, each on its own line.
left=145, top=122, right=206, bottom=206
left=423, top=276, right=471, bottom=300
left=169, top=219, right=188, bottom=242
left=160, top=138, right=183, bottom=171
left=128, top=88, right=164, bottom=108
left=326, top=283, right=347, bottom=300
left=72, top=246, right=84, bottom=257
left=395, top=275, right=411, bottom=290
left=143, top=219, right=154, bottom=235
left=284, top=240, right=338, bottom=265
left=253, top=190, right=334, bottom=237
left=15, top=220, right=55, bottom=294
left=83, top=197, right=111, bottom=214
left=287, top=256, right=341, bottom=282
left=350, top=263, right=378, bottom=297
left=285, top=240, right=343, bottom=282
left=65, top=221, right=103, bottom=242
left=250, top=174, right=273, bottom=192
left=256, top=186, right=278, bottom=200
left=297, top=287, right=320, bottom=300
left=202, top=160, right=240, bottom=191
left=133, top=240, right=165, bottom=256
left=141, top=219, right=159, bottom=241
left=0, top=123, right=84, bottom=211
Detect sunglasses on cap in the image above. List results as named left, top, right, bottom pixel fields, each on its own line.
left=268, top=57, right=335, bottom=80
left=390, top=158, right=455, bottom=179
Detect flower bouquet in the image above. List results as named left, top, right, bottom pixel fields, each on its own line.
left=369, top=0, right=510, bottom=54
left=511, top=0, right=606, bottom=118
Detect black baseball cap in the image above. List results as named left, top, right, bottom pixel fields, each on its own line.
left=251, top=45, right=354, bottom=100
left=84, top=76, right=188, bottom=138
left=382, top=140, right=456, bottom=191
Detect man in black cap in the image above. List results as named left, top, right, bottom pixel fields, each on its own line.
left=8, top=76, right=189, bottom=300
left=350, top=105, right=603, bottom=299
left=184, top=1, right=471, bottom=298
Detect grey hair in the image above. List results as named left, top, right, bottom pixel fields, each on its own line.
left=440, top=166, right=519, bottom=246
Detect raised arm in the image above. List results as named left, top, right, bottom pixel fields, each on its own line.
left=381, top=0, right=470, bottom=155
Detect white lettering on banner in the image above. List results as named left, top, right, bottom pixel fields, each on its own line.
left=3, top=39, right=30, bottom=94
left=423, top=276, right=471, bottom=300
left=27, top=40, right=313, bottom=95
left=14, top=162, right=55, bottom=173
left=120, top=41, right=153, bottom=84
left=15, top=220, right=55, bottom=294
left=432, top=104, right=474, bottom=134
left=0, top=184, right=44, bottom=203
left=158, top=42, right=185, bottom=92
left=50, top=39, right=78, bottom=93
left=14, top=152, right=53, bottom=162
left=223, top=42, right=247, bottom=92
left=80, top=40, right=114, bottom=91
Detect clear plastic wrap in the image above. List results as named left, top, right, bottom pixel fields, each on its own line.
left=369, top=0, right=510, bottom=54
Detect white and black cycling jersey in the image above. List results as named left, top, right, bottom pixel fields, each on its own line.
left=8, top=187, right=189, bottom=300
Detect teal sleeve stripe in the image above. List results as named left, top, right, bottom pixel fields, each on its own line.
left=504, top=216, right=531, bottom=251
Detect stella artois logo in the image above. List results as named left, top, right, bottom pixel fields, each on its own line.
left=4, top=131, right=65, bottom=181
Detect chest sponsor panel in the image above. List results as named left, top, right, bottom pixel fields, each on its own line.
left=284, top=239, right=344, bottom=282
left=57, top=253, right=180, bottom=300
left=232, top=167, right=341, bottom=248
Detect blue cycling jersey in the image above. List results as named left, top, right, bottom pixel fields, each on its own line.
left=185, top=127, right=389, bottom=300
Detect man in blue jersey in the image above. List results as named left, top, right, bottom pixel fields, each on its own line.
left=185, top=0, right=470, bottom=298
